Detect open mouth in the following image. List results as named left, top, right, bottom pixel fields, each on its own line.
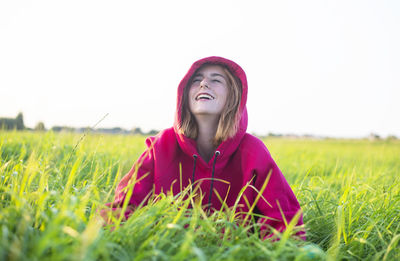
left=196, top=93, right=214, bottom=101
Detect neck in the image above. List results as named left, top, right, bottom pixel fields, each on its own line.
left=195, top=115, right=219, bottom=162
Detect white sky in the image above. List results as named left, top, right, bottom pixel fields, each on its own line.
left=1, top=0, right=399, bottom=138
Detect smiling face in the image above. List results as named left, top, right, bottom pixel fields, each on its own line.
left=188, top=65, right=228, bottom=117
left=179, top=62, right=242, bottom=144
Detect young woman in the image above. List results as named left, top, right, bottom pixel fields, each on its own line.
left=103, top=56, right=304, bottom=239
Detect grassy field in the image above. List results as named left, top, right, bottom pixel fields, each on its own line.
left=0, top=130, right=399, bottom=260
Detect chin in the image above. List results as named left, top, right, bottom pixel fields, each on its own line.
left=193, top=111, right=220, bottom=116
left=190, top=105, right=222, bottom=116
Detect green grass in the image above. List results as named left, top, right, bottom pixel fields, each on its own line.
left=0, top=130, right=399, bottom=260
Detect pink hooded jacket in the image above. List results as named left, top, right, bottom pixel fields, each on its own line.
left=111, top=56, right=304, bottom=238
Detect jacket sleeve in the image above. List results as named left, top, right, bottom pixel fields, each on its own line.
left=107, top=137, right=156, bottom=219
left=254, top=151, right=305, bottom=240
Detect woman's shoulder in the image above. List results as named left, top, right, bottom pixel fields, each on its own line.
left=145, top=127, right=177, bottom=148
left=240, top=133, right=268, bottom=149
left=239, top=133, right=271, bottom=157
left=237, top=134, right=280, bottom=173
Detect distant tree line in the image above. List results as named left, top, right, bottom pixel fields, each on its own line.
left=0, top=113, right=46, bottom=131
left=0, top=113, right=25, bottom=130
left=1, top=113, right=399, bottom=140
left=0, top=113, right=161, bottom=135
left=50, top=126, right=159, bottom=135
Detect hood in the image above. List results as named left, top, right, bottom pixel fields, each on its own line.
left=173, top=56, right=248, bottom=165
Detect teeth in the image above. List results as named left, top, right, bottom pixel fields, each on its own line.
left=196, top=94, right=214, bottom=100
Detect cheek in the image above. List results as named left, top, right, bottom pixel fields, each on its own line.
left=188, top=84, right=198, bottom=98
left=219, top=87, right=229, bottom=105
left=188, top=89, right=195, bottom=103
left=187, top=89, right=195, bottom=110
left=188, top=87, right=195, bottom=98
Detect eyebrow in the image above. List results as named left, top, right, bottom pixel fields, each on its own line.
left=193, top=73, right=226, bottom=80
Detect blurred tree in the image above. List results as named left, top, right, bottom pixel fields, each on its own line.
left=368, top=133, right=381, bottom=141
left=132, top=127, right=143, bottom=135
left=0, top=118, right=11, bottom=129
left=51, top=126, right=62, bottom=132
left=15, top=112, right=24, bottom=130
left=34, top=122, right=46, bottom=131
left=147, top=129, right=159, bottom=135
left=0, top=113, right=24, bottom=130
left=51, top=126, right=75, bottom=132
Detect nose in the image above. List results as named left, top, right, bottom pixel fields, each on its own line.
left=200, top=79, right=209, bottom=89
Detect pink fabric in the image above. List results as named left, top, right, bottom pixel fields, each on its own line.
left=111, top=56, right=304, bottom=239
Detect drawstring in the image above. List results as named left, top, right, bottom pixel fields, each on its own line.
left=207, top=150, right=220, bottom=211
left=191, top=154, right=198, bottom=189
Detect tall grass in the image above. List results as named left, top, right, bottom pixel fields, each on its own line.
left=0, top=130, right=399, bottom=260
left=264, top=138, right=400, bottom=260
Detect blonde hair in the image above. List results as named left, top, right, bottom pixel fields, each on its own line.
left=179, top=65, right=242, bottom=145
